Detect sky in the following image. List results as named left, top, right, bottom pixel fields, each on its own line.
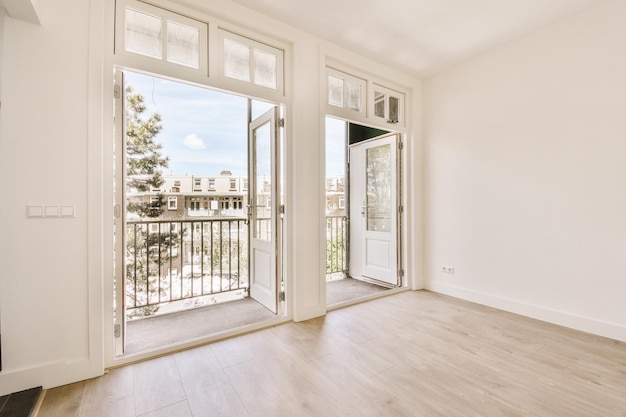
left=125, top=70, right=346, bottom=178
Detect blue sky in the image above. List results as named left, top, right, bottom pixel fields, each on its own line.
left=126, top=71, right=346, bottom=178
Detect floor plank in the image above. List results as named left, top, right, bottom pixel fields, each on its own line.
left=36, top=291, right=626, bottom=417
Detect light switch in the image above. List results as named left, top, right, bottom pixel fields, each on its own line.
left=60, top=206, right=75, bottom=217
left=45, top=206, right=59, bottom=217
left=27, top=205, right=43, bottom=217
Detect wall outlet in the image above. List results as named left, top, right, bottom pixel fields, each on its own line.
left=441, top=265, right=455, bottom=274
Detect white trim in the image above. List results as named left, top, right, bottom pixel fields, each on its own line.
left=113, top=0, right=290, bottom=105
left=0, top=359, right=95, bottom=395
left=428, top=282, right=626, bottom=343
left=86, top=0, right=106, bottom=380
left=115, top=0, right=208, bottom=76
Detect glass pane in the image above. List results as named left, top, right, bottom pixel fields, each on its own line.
left=346, top=81, right=361, bottom=112
left=254, top=49, right=277, bottom=89
left=167, top=21, right=199, bottom=68
left=254, top=122, right=271, bottom=241
left=389, top=96, right=399, bottom=123
left=366, top=144, right=391, bottom=232
left=224, top=39, right=250, bottom=82
left=328, top=75, right=344, bottom=107
left=125, top=8, right=163, bottom=59
left=374, top=91, right=385, bottom=118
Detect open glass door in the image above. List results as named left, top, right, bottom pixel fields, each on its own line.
left=248, top=107, right=280, bottom=313
left=113, top=69, right=126, bottom=355
left=349, top=133, right=399, bottom=286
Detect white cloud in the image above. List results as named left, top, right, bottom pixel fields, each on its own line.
left=183, top=133, right=207, bottom=150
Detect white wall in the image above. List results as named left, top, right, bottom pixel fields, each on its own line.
left=424, top=0, right=626, bottom=342
left=0, top=0, right=103, bottom=395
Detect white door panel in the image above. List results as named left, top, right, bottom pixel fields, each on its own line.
left=249, top=108, right=279, bottom=313
left=349, top=134, right=398, bottom=286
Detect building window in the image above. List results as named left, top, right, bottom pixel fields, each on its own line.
left=168, top=196, right=177, bottom=210
left=230, top=179, right=237, bottom=190
left=193, top=178, right=202, bottom=191
left=149, top=196, right=160, bottom=208
left=208, top=179, right=215, bottom=190
left=338, top=196, right=345, bottom=209
left=243, top=179, right=248, bottom=191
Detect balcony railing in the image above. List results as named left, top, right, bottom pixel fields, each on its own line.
left=126, top=216, right=347, bottom=318
left=125, top=218, right=248, bottom=319
left=326, top=215, right=347, bottom=276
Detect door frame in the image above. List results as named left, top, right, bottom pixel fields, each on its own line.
left=112, top=69, right=284, bottom=357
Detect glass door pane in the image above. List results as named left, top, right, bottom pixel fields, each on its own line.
left=252, top=121, right=272, bottom=241
left=366, top=144, right=391, bottom=232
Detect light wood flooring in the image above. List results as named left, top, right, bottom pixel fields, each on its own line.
left=36, top=291, right=626, bottom=417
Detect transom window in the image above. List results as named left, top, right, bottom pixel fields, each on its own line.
left=372, top=84, right=404, bottom=125
left=327, top=68, right=365, bottom=113
left=119, top=0, right=207, bottom=72
left=219, top=30, right=284, bottom=93
left=115, top=0, right=287, bottom=100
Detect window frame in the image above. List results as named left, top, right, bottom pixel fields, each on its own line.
left=218, top=29, right=285, bottom=97
left=326, top=67, right=366, bottom=116
left=167, top=196, right=178, bottom=210
left=115, top=0, right=208, bottom=77
left=114, top=0, right=289, bottom=103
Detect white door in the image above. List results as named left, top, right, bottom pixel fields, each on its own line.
left=113, top=69, right=127, bottom=355
left=248, top=108, right=280, bottom=313
left=349, top=134, right=399, bottom=286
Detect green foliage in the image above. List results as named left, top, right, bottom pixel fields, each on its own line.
left=125, top=86, right=169, bottom=217
left=124, top=86, right=171, bottom=318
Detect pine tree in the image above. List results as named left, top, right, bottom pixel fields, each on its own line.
left=125, top=86, right=169, bottom=218
left=124, top=86, right=172, bottom=318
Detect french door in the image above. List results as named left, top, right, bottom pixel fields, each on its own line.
left=248, top=107, right=280, bottom=313
left=113, top=68, right=281, bottom=356
left=349, top=133, right=399, bottom=286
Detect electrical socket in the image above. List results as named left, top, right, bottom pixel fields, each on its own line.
left=441, top=265, right=455, bottom=274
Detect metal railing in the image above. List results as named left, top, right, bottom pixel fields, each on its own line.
left=126, top=216, right=347, bottom=318
left=125, top=218, right=248, bottom=318
left=326, top=215, right=348, bottom=276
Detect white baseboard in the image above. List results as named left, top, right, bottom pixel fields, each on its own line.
left=0, top=358, right=101, bottom=396
left=427, top=282, right=626, bottom=343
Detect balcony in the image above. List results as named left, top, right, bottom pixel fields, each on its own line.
left=186, top=208, right=245, bottom=217
left=125, top=218, right=249, bottom=320
left=122, top=215, right=385, bottom=354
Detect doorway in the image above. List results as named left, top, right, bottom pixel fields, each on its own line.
left=325, top=117, right=402, bottom=305
left=113, top=70, right=282, bottom=355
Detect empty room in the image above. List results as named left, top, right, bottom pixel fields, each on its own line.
left=1, top=0, right=625, bottom=416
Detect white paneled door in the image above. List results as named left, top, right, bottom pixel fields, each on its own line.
left=248, top=107, right=280, bottom=313
left=349, top=134, right=399, bottom=286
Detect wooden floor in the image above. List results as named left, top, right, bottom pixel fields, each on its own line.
left=36, top=291, right=626, bottom=417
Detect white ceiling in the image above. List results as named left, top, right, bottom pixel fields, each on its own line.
left=229, top=0, right=606, bottom=78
